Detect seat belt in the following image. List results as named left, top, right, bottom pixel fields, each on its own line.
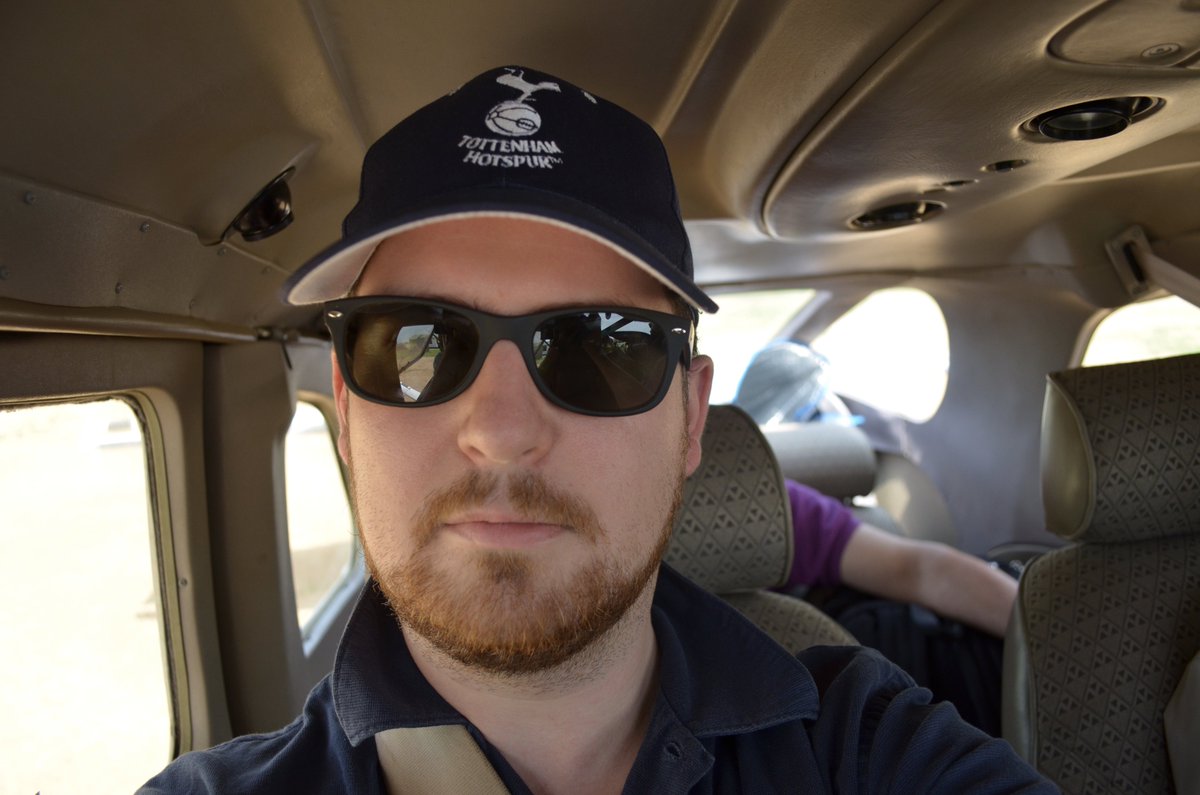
left=1165, top=651, right=1199, bottom=795
left=375, top=724, right=511, bottom=794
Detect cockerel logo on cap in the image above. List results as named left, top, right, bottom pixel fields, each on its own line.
left=485, top=68, right=561, bottom=137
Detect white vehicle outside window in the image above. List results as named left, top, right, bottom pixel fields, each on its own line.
left=0, top=399, right=170, bottom=795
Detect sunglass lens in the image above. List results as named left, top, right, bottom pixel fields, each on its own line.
left=533, top=311, right=669, bottom=413
left=347, top=305, right=479, bottom=404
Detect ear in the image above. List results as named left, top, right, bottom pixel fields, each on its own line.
left=683, top=354, right=714, bottom=477
left=330, top=348, right=351, bottom=464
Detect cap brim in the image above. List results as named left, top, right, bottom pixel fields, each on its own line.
left=284, top=191, right=718, bottom=314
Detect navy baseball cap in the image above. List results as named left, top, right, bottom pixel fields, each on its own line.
left=284, top=65, right=718, bottom=315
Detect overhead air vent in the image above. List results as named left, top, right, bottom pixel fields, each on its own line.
left=224, top=168, right=295, bottom=242
left=1024, top=97, right=1162, bottom=141
left=849, top=200, right=945, bottom=231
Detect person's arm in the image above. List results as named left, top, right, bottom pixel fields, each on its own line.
left=839, top=523, right=1017, bottom=637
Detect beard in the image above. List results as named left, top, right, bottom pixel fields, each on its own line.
left=358, top=468, right=685, bottom=676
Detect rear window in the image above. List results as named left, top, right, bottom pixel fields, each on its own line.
left=698, top=288, right=815, bottom=404
left=811, top=287, right=950, bottom=423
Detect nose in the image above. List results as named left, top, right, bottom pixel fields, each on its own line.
left=455, top=341, right=558, bottom=467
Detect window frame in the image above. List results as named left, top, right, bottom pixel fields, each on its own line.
left=0, top=394, right=186, bottom=787
left=0, top=333, right=227, bottom=758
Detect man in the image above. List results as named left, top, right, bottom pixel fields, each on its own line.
left=783, top=478, right=1017, bottom=735
left=734, top=340, right=1017, bottom=637
left=141, top=65, right=1053, bottom=793
left=784, top=479, right=1017, bottom=638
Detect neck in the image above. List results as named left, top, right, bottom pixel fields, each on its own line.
left=402, top=580, right=661, bottom=795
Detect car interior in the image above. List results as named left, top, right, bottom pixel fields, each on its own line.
left=2, top=2, right=1198, bottom=793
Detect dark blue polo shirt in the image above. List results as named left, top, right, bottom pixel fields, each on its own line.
left=140, top=565, right=1056, bottom=793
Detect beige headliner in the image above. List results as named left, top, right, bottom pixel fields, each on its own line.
left=2, top=0, right=1198, bottom=334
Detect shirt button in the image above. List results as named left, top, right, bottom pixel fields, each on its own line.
left=665, top=740, right=683, bottom=759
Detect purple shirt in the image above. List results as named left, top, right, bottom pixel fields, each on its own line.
left=782, top=479, right=860, bottom=589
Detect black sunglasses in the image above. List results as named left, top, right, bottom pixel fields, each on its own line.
left=325, top=297, right=694, bottom=417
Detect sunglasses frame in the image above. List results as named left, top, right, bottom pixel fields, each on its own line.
left=325, top=296, right=694, bottom=417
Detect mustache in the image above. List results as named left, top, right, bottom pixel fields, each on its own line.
left=410, top=470, right=602, bottom=547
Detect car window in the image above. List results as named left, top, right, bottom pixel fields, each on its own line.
left=284, top=400, right=358, bottom=639
left=0, top=399, right=170, bottom=795
left=811, top=287, right=950, bottom=423
left=699, top=288, right=815, bottom=404
left=1081, top=295, right=1200, bottom=366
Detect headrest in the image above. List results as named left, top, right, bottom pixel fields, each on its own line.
left=762, top=422, right=877, bottom=499
left=665, top=405, right=793, bottom=592
left=1041, top=352, right=1200, bottom=543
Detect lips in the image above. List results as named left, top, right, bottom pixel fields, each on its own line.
left=411, top=470, right=603, bottom=548
left=443, top=517, right=566, bottom=548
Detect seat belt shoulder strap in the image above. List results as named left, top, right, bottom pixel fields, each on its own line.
left=375, top=724, right=511, bottom=794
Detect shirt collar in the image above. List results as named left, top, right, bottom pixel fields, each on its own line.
left=333, top=580, right=464, bottom=746
left=651, top=563, right=819, bottom=735
left=332, top=565, right=819, bottom=746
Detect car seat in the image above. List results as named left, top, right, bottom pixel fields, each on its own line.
left=1003, top=353, right=1200, bottom=793
left=761, top=420, right=958, bottom=545
left=664, top=405, right=857, bottom=650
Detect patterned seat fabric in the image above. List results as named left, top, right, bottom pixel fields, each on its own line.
left=664, top=405, right=856, bottom=651
left=1004, top=353, right=1200, bottom=794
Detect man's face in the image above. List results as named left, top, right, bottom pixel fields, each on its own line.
left=332, top=216, right=712, bottom=674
